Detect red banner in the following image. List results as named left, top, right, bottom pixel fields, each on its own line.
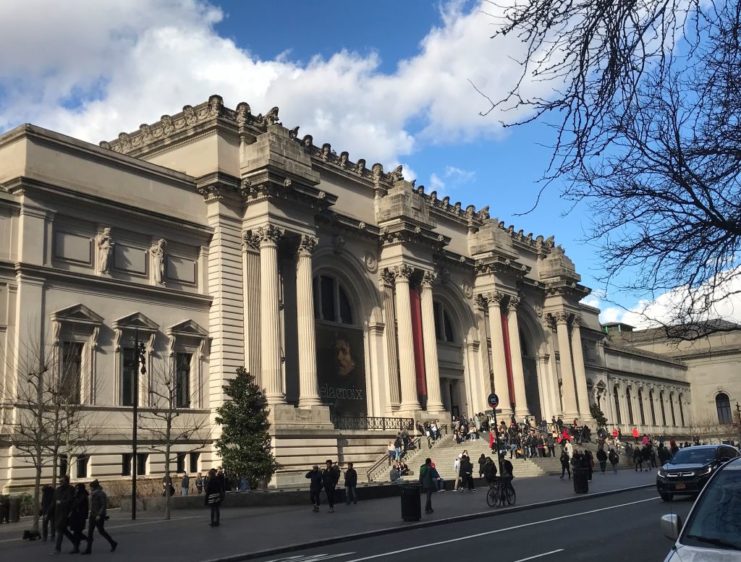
left=409, top=287, right=427, bottom=404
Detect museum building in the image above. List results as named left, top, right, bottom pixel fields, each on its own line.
left=0, top=96, right=735, bottom=489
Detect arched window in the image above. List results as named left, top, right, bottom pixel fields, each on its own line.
left=626, top=387, right=634, bottom=425
left=313, top=275, right=353, bottom=325
left=613, top=385, right=622, bottom=425
left=637, top=388, right=646, bottom=425
left=432, top=301, right=455, bottom=343
left=716, top=393, right=733, bottom=425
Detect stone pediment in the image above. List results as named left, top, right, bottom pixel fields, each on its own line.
left=52, top=304, right=103, bottom=326
left=113, top=313, right=159, bottom=333
left=167, top=319, right=208, bottom=338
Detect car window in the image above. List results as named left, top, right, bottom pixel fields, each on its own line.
left=670, top=448, right=716, bottom=465
left=682, top=469, right=741, bottom=551
left=721, top=447, right=739, bottom=459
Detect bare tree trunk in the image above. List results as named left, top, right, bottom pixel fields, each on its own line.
left=31, top=451, right=42, bottom=534
left=164, top=418, right=172, bottom=520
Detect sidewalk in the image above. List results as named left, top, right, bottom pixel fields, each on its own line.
left=0, top=470, right=657, bottom=561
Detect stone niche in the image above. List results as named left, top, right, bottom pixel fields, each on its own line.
left=377, top=182, right=432, bottom=226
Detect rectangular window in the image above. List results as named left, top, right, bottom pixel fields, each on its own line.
left=121, top=347, right=138, bottom=406
left=121, top=453, right=132, bottom=476
left=60, top=342, right=83, bottom=403
left=136, top=453, right=148, bottom=475
left=176, top=353, right=192, bottom=408
left=176, top=452, right=186, bottom=474
left=189, top=452, right=200, bottom=474
left=76, top=455, right=89, bottom=478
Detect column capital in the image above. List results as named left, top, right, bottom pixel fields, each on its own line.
left=571, top=314, right=583, bottom=328
left=507, top=295, right=521, bottom=312
left=297, top=234, right=318, bottom=256
left=551, top=311, right=570, bottom=325
left=243, top=230, right=261, bottom=251
left=420, top=270, right=437, bottom=288
left=256, top=225, right=283, bottom=247
left=380, top=268, right=396, bottom=288
left=391, top=264, right=414, bottom=282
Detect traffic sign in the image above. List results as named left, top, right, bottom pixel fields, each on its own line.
left=487, top=393, right=499, bottom=408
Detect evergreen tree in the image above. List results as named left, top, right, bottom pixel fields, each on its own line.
left=214, top=368, right=278, bottom=488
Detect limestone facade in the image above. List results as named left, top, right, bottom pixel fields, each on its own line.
left=0, top=96, right=729, bottom=490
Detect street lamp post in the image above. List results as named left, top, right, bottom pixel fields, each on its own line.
left=131, top=330, right=147, bottom=520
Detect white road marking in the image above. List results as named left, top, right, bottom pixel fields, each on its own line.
left=344, top=497, right=659, bottom=562
left=264, top=554, right=355, bottom=562
left=513, top=548, right=565, bottom=562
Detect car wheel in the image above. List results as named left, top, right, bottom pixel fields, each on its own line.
left=660, top=492, right=673, bottom=502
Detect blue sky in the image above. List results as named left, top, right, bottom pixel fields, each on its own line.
left=0, top=0, right=650, bottom=322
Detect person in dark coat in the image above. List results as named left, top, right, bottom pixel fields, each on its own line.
left=321, top=460, right=340, bottom=513
left=559, top=449, right=571, bottom=479
left=83, top=480, right=117, bottom=554
left=50, top=475, right=74, bottom=553
left=608, top=448, right=620, bottom=473
left=477, top=453, right=487, bottom=478
left=41, top=484, right=55, bottom=541
left=66, top=483, right=88, bottom=553
left=204, top=468, right=224, bottom=527
left=459, top=454, right=475, bottom=491
left=344, top=462, right=358, bottom=505
left=596, top=448, right=608, bottom=473
left=305, top=465, right=323, bottom=512
left=419, top=458, right=440, bottom=514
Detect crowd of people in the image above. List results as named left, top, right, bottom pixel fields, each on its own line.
left=305, top=459, right=358, bottom=512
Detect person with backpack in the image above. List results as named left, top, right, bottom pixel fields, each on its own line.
left=305, top=465, right=323, bottom=512
left=608, top=448, right=620, bottom=473
left=418, top=458, right=440, bottom=514
left=83, top=480, right=117, bottom=554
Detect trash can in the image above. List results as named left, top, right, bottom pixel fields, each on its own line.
left=0, top=495, right=9, bottom=524
left=400, top=483, right=421, bottom=522
left=7, top=496, right=21, bottom=523
left=573, top=467, right=589, bottom=494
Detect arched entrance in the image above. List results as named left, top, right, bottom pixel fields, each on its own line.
left=515, top=304, right=547, bottom=421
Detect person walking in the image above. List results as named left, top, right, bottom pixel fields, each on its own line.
left=50, top=475, right=74, bottom=554
left=344, top=462, right=358, bottom=505
left=418, top=458, right=440, bottom=514
left=608, top=448, right=620, bottom=474
left=205, top=468, right=224, bottom=527
left=66, top=483, right=89, bottom=553
left=305, top=465, right=323, bottom=512
left=596, top=447, right=608, bottom=473
left=83, top=480, right=117, bottom=554
left=477, top=453, right=487, bottom=478
left=321, top=460, right=340, bottom=513
left=559, top=448, right=571, bottom=479
left=41, top=483, right=55, bottom=542
left=181, top=473, right=190, bottom=496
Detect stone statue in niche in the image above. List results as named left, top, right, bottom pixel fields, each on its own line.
left=95, top=227, right=114, bottom=274
left=150, top=238, right=167, bottom=285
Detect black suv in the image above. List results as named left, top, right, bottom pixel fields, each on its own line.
left=657, top=444, right=740, bottom=501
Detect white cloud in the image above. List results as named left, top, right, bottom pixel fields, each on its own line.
left=0, top=0, right=543, bottom=168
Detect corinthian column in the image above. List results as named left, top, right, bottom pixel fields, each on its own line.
left=296, top=234, right=321, bottom=408
left=554, top=312, right=579, bottom=421
left=485, top=293, right=512, bottom=416
left=570, top=316, right=593, bottom=422
left=420, top=271, right=445, bottom=414
left=393, top=266, right=420, bottom=413
left=507, top=296, right=530, bottom=418
left=258, top=225, right=285, bottom=404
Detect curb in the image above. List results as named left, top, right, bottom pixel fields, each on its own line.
left=203, top=483, right=655, bottom=562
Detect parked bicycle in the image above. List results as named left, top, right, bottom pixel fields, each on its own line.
left=486, top=475, right=516, bottom=507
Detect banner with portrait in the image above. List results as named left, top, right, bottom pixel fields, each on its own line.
left=316, top=325, right=367, bottom=416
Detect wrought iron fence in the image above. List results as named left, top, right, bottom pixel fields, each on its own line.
left=330, top=415, right=414, bottom=431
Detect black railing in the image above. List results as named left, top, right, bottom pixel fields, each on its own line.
left=331, top=415, right=415, bottom=431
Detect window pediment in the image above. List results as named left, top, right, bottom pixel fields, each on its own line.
left=167, top=319, right=208, bottom=338
left=52, top=304, right=103, bottom=327
left=113, top=312, right=159, bottom=333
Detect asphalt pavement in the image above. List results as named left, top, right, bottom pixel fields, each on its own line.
left=0, top=469, right=667, bottom=562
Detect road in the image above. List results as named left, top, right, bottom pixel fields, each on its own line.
left=243, top=489, right=693, bottom=562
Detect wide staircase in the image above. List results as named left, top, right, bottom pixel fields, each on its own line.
left=367, top=432, right=566, bottom=482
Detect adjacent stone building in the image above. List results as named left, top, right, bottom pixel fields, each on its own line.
left=0, top=96, right=735, bottom=490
